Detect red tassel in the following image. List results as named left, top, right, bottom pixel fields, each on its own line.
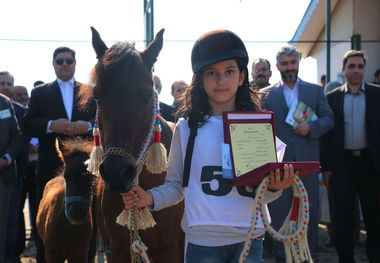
left=153, top=131, right=160, bottom=143
left=94, top=134, right=101, bottom=146
left=153, top=116, right=161, bottom=143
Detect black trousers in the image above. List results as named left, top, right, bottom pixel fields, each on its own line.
left=331, top=150, right=380, bottom=263
left=327, top=180, right=361, bottom=246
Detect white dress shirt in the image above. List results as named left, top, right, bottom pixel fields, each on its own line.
left=57, top=78, right=74, bottom=121
left=282, top=78, right=300, bottom=109
left=46, top=78, right=75, bottom=133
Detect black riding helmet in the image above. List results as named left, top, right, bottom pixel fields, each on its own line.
left=191, top=29, right=249, bottom=74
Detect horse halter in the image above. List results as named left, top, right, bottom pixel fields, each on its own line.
left=103, top=89, right=160, bottom=167
left=64, top=175, right=95, bottom=224
left=104, top=147, right=135, bottom=162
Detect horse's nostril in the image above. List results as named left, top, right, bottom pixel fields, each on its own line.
left=124, top=163, right=136, bottom=178
left=69, top=204, right=88, bottom=222
left=99, top=155, right=137, bottom=192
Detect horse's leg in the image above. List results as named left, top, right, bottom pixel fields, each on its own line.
left=67, top=254, right=88, bottom=263
left=45, top=250, right=65, bottom=263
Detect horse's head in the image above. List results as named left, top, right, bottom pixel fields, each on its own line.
left=56, top=138, right=94, bottom=224
left=89, top=27, right=164, bottom=192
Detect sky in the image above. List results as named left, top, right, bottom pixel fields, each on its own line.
left=0, top=0, right=315, bottom=105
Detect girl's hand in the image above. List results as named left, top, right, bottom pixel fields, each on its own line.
left=267, top=164, right=295, bottom=191
left=120, top=186, right=154, bottom=210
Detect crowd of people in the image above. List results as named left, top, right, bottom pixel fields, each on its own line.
left=0, top=29, right=379, bottom=263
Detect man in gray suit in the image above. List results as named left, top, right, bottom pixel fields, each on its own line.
left=261, top=46, right=334, bottom=262
left=0, top=93, right=22, bottom=263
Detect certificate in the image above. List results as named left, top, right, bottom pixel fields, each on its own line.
left=229, top=123, right=276, bottom=177
left=223, top=111, right=320, bottom=186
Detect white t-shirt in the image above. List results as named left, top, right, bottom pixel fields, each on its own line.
left=149, top=116, right=281, bottom=246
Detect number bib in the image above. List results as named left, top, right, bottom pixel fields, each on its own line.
left=179, top=117, right=265, bottom=229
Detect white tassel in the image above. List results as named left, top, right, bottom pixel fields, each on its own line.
left=116, top=209, right=129, bottom=226
left=116, top=207, right=156, bottom=230
left=136, top=207, right=156, bottom=229
left=144, top=143, right=167, bottom=174
left=86, top=126, right=104, bottom=177
left=144, top=117, right=168, bottom=174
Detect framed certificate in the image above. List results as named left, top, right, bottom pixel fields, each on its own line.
left=223, top=111, right=320, bottom=186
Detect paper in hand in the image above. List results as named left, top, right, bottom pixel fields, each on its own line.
left=222, top=137, right=287, bottom=179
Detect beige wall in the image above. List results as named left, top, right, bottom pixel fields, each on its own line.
left=353, top=0, right=380, bottom=82
left=310, top=0, right=379, bottom=83
left=312, top=0, right=353, bottom=83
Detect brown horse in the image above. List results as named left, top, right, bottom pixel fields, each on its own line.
left=37, top=138, right=95, bottom=263
left=79, top=27, right=184, bottom=262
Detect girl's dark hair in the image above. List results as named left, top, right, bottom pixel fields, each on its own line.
left=179, top=57, right=261, bottom=129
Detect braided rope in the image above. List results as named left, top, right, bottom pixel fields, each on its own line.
left=239, top=174, right=313, bottom=263
left=127, top=90, right=159, bottom=263
left=131, top=239, right=150, bottom=263
left=129, top=206, right=138, bottom=263
left=136, top=90, right=159, bottom=165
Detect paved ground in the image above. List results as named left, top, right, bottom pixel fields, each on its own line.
left=20, top=226, right=368, bottom=263
left=262, top=224, right=368, bottom=263
left=20, top=199, right=368, bottom=263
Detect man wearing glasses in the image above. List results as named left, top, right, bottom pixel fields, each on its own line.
left=22, top=47, right=96, bottom=263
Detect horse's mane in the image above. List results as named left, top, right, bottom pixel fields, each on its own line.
left=56, top=138, right=93, bottom=164
left=79, top=42, right=140, bottom=109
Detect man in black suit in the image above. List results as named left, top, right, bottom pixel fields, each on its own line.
left=0, top=74, right=23, bottom=263
left=22, top=47, right=96, bottom=262
left=0, top=71, right=30, bottom=262
left=321, top=50, right=380, bottom=263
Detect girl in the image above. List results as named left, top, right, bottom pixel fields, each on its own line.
left=122, top=29, right=293, bottom=263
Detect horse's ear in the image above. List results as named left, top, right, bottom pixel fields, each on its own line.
left=141, top=29, right=165, bottom=70
left=91, top=26, right=108, bottom=60
left=55, top=138, right=68, bottom=164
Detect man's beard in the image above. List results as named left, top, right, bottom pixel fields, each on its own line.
left=280, top=69, right=298, bottom=83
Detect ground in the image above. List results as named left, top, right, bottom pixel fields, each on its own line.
left=20, top=196, right=368, bottom=263
left=20, top=223, right=368, bottom=263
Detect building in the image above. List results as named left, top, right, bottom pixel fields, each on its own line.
left=291, top=0, right=380, bottom=83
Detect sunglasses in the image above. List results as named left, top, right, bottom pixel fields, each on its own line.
left=55, top=58, right=75, bottom=65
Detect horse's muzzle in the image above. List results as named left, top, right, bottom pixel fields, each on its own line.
left=68, top=203, right=90, bottom=224
left=99, top=154, right=136, bottom=192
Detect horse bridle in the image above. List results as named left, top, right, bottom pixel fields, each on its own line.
left=103, top=89, right=160, bottom=167
left=64, top=174, right=95, bottom=224
left=104, top=147, right=136, bottom=162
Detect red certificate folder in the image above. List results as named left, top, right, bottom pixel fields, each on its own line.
left=223, top=111, right=320, bottom=186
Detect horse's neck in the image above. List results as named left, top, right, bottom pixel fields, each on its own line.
left=160, top=119, right=174, bottom=152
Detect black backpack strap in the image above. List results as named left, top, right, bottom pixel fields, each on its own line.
left=183, top=125, right=198, bottom=187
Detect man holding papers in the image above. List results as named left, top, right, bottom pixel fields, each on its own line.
left=261, top=46, right=334, bottom=263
